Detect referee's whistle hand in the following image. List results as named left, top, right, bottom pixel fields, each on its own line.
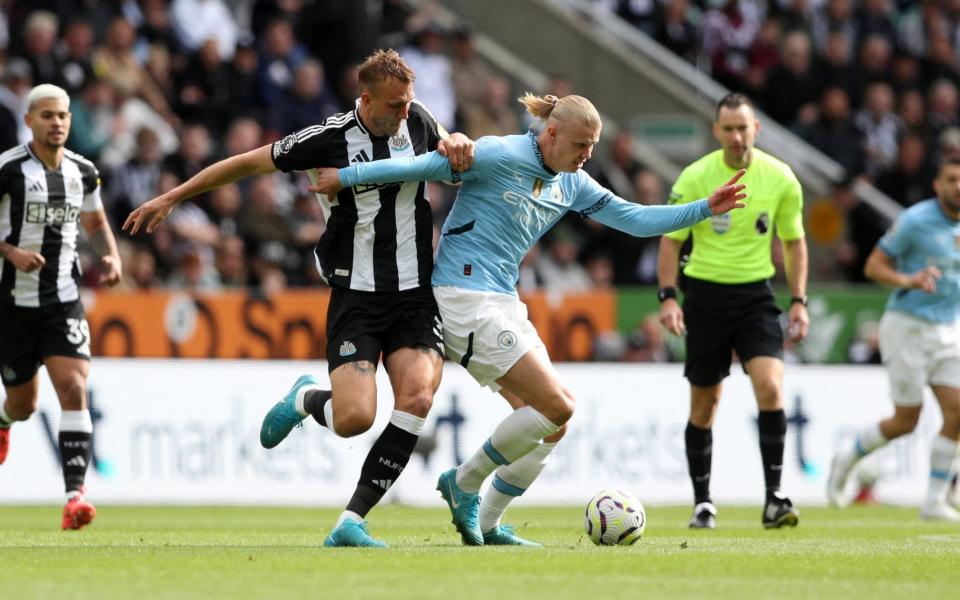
left=659, top=301, right=686, bottom=336
left=787, top=305, right=809, bottom=343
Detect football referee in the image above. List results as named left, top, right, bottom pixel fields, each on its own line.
left=657, top=93, right=809, bottom=530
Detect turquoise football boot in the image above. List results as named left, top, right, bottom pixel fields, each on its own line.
left=482, top=524, right=541, bottom=547
left=323, top=520, right=388, bottom=548
left=436, top=468, right=482, bottom=545
left=259, top=375, right=319, bottom=448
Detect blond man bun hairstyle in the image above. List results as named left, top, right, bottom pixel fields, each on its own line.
left=518, top=93, right=600, bottom=130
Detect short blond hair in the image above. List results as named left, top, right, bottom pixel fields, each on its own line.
left=25, top=84, right=70, bottom=113
left=518, top=93, right=600, bottom=130
left=358, top=49, right=415, bottom=91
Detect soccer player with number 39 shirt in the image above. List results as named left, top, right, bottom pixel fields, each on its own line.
left=0, top=84, right=122, bottom=530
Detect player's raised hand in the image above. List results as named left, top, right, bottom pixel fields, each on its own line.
left=124, top=195, right=176, bottom=235
left=306, top=168, right=344, bottom=200
left=659, top=298, right=686, bottom=336
left=8, top=247, right=45, bottom=272
left=706, top=169, right=747, bottom=215
left=909, top=265, right=942, bottom=293
left=438, top=132, right=476, bottom=173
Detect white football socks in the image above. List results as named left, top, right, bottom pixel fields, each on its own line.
left=839, top=423, right=888, bottom=471
left=926, top=435, right=960, bottom=505
left=479, top=441, right=557, bottom=533
left=456, top=406, right=560, bottom=493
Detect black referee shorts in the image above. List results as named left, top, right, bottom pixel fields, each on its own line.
left=681, top=276, right=783, bottom=386
left=325, top=286, right=443, bottom=373
left=0, top=300, right=90, bottom=387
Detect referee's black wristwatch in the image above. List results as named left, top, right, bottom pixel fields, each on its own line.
left=790, top=295, right=808, bottom=307
left=657, top=286, right=678, bottom=303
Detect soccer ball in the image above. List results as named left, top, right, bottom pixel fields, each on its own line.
left=584, top=488, right=646, bottom=546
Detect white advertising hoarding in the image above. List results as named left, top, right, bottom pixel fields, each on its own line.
left=0, top=361, right=944, bottom=506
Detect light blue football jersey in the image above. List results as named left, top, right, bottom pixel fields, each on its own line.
left=878, top=198, right=960, bottom=323
left=339, top=131, right=712, bottom=294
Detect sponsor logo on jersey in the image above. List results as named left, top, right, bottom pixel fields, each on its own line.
left=339, top=341, right=357, bottom=356
left=710, top=213, right=732, bottom=234
left=389, top=133, right=410, bottom=152
left=26, top=202, right=81, bottom=225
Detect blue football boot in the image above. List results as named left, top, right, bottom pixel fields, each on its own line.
left=323, top=520, right=388, bottom=548
left=259, top=375, right=320, bottom=448
left=436, top=468, right=482, bottom=545
left=482, top=524, right=541, bottom=547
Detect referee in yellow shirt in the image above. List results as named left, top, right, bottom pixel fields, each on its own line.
left=657, top=93, right=809, bottom=530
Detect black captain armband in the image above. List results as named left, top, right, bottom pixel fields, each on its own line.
left=790, top=296, right=808, bottom=307
left=657, top=287, right=678, bottom=303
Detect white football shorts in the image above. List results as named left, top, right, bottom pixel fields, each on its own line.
left=433, top=285, right=545, bottom=391
left=878, top=310, right=960, bottom=406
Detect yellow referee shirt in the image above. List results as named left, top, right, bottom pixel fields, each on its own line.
left=665, top=148, right=804, bottom=284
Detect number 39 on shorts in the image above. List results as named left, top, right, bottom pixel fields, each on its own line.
left=66, top=317, right=91, bottom=356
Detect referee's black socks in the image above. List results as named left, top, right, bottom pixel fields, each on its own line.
left=758, top=409, right=787, bottom=496
left=685, top=422, right=713, bottom=504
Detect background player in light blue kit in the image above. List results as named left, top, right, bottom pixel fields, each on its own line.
left=312, top=93, right=747, bottom=545
left=827, top=156, right=960, bottom=521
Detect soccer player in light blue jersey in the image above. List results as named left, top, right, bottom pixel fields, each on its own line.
left=827, top=156, right=960, bottom=521
left=312, top=93, right=747, bottom=545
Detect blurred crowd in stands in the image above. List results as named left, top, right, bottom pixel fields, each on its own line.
left=1, top=0, right=950, bottom=363
left=0, top=0, right=531, bottom=294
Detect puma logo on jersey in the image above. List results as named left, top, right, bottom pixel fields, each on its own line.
left=26, top=202, right=80, bottom=225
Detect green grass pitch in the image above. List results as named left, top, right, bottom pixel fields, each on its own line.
left=1, top=504, right=957, bottom=599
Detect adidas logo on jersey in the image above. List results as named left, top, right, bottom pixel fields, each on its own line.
left=27, top=179, right=45, bottom=193
left=351, top=149, right=370, bottom=164
left=339, top=341, right=357, bottom=356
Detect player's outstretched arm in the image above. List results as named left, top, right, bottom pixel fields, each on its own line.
left=0, top=240, right=45, bottom=272
left=123, top=145, right=277, bottom=234
left=308, top=151, right=455, bottom=197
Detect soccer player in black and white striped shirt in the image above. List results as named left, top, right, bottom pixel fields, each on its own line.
left=0, top=84, right=122, bottom=529
left=125, top=50, right=474, bottom=547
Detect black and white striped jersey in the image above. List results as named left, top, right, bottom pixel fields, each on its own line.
left=0, top=144, right=102, bottom=307
left=271, top=99, right=444, bottom=292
